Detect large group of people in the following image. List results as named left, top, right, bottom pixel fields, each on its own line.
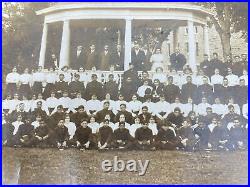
left=2, top=44, right=248, bottom=151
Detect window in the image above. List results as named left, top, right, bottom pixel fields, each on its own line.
left=168, top=43, right=171, bottom=56
left=195, top=26, right=198, bottom=34
left=196, top=42, right=199, bottom=56
left=186, top=42, right=189, bottom=53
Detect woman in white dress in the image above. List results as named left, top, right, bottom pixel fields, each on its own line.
left=150, top=48, right=165, bottom=72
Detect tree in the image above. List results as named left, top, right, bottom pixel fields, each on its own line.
left=2, top=2, right=51, bottom=75
left=199, top=3, right=248, bottom=60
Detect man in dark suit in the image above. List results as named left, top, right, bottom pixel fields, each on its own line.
left=112, top=44, right=124, bottom=70
left=103, top=74, right=119, bottom=100
left=99, top=45, right=112, bottom=70
left=210, top=52, right=228, bottom=77
left=142, top=45, right=152, bottom=71
left=181, top=76, right=197, bottom=103
left=164, top=76, right=181, bottom=103
left=170, top=48, right=186, bottom=71
left=123, top=63, right=139, bottom=85
left=72, top=45, right=86, bottom=70
left=131, top=42, right=146, bottom=71
left=199, top=54, right=213, bottom=78
left=85, top=44, right=98, bottom=70
left=84, top=74, right=103, bottom=100
left=195, top=76, right=213, bottom=104
left=47, top=54, right=59, bottom=69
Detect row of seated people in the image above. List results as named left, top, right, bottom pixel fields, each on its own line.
left=199, top=53, right=247, bottom=78
left=2, top=90, right=248, bottom=123
left=3, top=106, right=248, bottom=151
left=4, top=66, right=248, bottom=106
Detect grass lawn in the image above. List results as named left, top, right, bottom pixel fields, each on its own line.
left=2, top=147, right=248, bottom=184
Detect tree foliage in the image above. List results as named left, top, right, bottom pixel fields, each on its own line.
left=199, top=3, right=248, bottom=59
left=2, top=2, right=51, bottom=73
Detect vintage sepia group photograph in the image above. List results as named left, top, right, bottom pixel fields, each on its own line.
left=2, top=2, right=248, bottom=184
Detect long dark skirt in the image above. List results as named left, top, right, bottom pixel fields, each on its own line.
left=32, top=82, right=43, bottom=95
left=6, top=83, right=17, bottom=97
left=19, top=84, right=32, bottom=98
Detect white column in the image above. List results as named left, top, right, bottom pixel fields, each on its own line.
left=59, top=20, right=70, bottom=69
left=124, top=18, right=132, bottom=71
left=38, top=22, right=48, bottom=68
left=203, top=24, right=210, bottom=59
left=187, top=20, right=197, bottom=72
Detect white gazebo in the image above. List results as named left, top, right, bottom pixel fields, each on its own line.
left=36, top=2, right=212, bottom=72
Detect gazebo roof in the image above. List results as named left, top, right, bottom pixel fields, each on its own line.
left=36, top=2, right=213, bottom=17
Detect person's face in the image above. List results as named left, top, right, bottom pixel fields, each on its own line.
left=36, top=116, right=42, bottom=122
left=156, top=49, right=161, bottom=54
left=59, top=75, right=64, bottom=80
left=132, top=95, right=137, bottom=101
left=215, top=69, right=219, bottom=74
left=37, top=103, right=42, bottom=108
left=226, top=55, right=231, bottom=61
left=120, top=105, right=126, bottom=111
left=203, top=77, right=208, bottom=84
left=174, top=110, right=180, bottom=116
left=213, top=54, right=218, bottom=59
left=92, top=95, right=97, bottom=100
left=235, top=57, right=240, bottom=62
left=38, top=66, right=42, bottom=72
left=240, top=80, right=245, bottom=86
left=206, top=108, right=212, bottom=114
left=144, top=81, right=149, bottom=86
left=243, top=70, right=248, bottom=75
left=223, top=79, right=228, bottom=86
left=160, top=96, right=165, bottom=102
left=142, top=72, right=148, bottom=79
left=142, top=108, right=148, bottom=114
left=105, top=94, right=111, bottom=100
left=12, top=67, right=17, bottom=73
left=52, top=54, right=56, bottom=58
left=190, top=113, right=195, bottom=119
left=81, top=121, right=88, bottom=128
left=186, top=77, right=192, bottom=83
left=242, top=54, right=247, bottom=61
left=49, top=67, right=54, bottom=72
left=134, top=44, right=139, bottom=50
left=78, top=108, right=85, bottom=113
left=24, top=68, right=29, bottom=74
left=168, top=78, right=173, bottom=84
left=175, top=48, right=180, bottom=53
left=104, top=103, right=110, bottom=109
left=104, top=45, right=109, bottom=51
left=149, top=118, right=155, bottom=124
left=6, top=95, right=11, bottom=100
left=119, top=95, right=124, bottom=101
left=175, top=98, right=180, bottom=103
left=90, top=117, right=95, bottom=123
left=212, top=118, right=217, bottom=124
left=90, top=45, right=95, bottom=50
left=119, top=115, right=125, bottom=122
left=229, top=98, right=234, bottom=104
left=142, top=123, right=148, bottom=129
left=79, top=68, right=84, bottom=72
left=188, top=98, right=193, bottom=104
left=227, top=68, right=232, bottom=74
left=57, top=108, right=63, bottom=113
left=58, top=120, right=64, bottom=127
left=77, top=46, right=82, bottom=51
left=92, top=75, right=97, bottom=81
left=215, top=98, right=220, bottom=104
left=76, top=93, right=82, bottom=98
left=16, top=115, right=22, bottom=122
left=135, top=118, right=140, bottom=124
left=202, top=98, right=207, bottom=103
left=38, top=94, right=43, bottom=99
left=182, top=120, right=190, bottom=127
left=32, top=95, right=36, bottom=100
left=14, top=94, right=19, bottom=99
left=63, top=93, right=68, bottom=97
left=234, top=120, right=240, bottom=127
left=39, top=121, right=46, bottom=127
